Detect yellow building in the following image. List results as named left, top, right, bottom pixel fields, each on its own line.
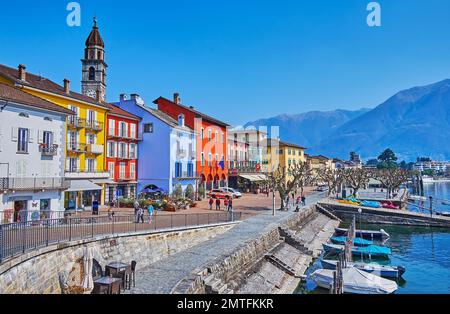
left=0, top=63, right=110, bottom=209
left=262, top=139, right=306, bottom=182
left=306, top=154, right=335, bottom=178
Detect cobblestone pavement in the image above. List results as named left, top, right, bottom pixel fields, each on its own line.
left=128, top=191, right=327, bottom=294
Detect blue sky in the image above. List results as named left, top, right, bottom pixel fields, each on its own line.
left=2, top=0, right=450, bottom=124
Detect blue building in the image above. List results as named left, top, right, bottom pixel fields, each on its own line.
left=113, top=94, right=197, bottom=196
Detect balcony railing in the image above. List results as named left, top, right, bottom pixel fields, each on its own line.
left=0, top=177, right=69, bottom=191
left=85, top=120, right=104, bottom=132
left=173, top=171, right=201, bottom=179
left=67, top=142, right=86, bottom=153
left=68, top=117, right=86, bottom=129
left=86, top=144, right=104, bottom=155
left=107, top=130, right=141, bottom=141
left=39, top=144, right=58, bottom=156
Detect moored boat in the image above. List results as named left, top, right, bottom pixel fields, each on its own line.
left=310, top=267, right=398, bottom=294
left=335, top=227, right=390, bottom=240
left=323, top=243, right=391, bottom=259
left=320, top=260, right=406, bottom=278
left=330, top=236, right=373, bottom=247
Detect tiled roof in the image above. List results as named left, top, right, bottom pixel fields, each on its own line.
left=0, top=64, right=109, bottom=109
left=106, top=103, right=141, bottom=121
left=0, top=83, right=75, bottom=115
left=154, top=96, right=230, bottom=127
left=85, top=19, right=104, bottom=48
left=138, top=104, right=194, bottom=132
left=279, top=140, right=306, bottom=150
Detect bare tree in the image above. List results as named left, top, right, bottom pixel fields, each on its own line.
left=374, top=168, right=409, bottom=198
left=318, top=168, right=345, bottom=196
left=343, top=168, right=372, bottom=197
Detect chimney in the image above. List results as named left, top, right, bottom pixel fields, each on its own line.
left=130, top=93, right=140, bottom=100
left=173, top=93, right=181, bottom=104
left=189, top=106, right=194, bottom=110
left=119, top=93, right=127, bottom=102
left=18, top=64, right=26, bottom=81
left=63, top=79, right=70, bottom=94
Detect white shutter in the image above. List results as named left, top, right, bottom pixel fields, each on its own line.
left=125, top=123, right=128, bottom=138
left=109, top=119, right=115, bottom=136
left=65, top=159, right=70, bottom=172
left=11, top=127, right=18, bottom=142
left=77, top=158, right=81, bottom=172
left=131, top=124, right=136, bottom=138
left=28, top=129, right=34, bottom=143
left=38, top=130, right=44, bottom=144
left=134, top=144, right=138, bottom=159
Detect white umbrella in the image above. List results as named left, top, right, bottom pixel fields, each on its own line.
left=82, top=247, right=94, bottom=293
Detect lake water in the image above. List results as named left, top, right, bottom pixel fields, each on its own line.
left=297, top=182, right=450, bottom=294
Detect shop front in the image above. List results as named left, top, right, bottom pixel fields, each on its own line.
left=64, top=180, right=102, bottom=211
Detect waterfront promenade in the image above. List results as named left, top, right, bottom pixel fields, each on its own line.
left=128, top=192, right=328, bottom=294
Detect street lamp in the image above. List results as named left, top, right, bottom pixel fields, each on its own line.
left=358, top=208, right=362, bottom=232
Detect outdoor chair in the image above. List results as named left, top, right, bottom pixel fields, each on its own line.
left=92, top=284, right=109, bottom=294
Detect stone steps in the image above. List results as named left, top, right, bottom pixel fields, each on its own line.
left=204, top=275, right=233, bottom=294
left=264, top=253, right=298, bottom=277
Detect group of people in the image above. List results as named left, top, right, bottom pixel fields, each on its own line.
left=282, top=194, right=307, bottom=212
left=209, top=196, right=234, bottom=211
left=134, top=200, right=154, bottom=223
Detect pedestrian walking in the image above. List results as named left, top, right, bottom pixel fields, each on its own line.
left=147, top=203, right=154, bottom=223
left=301, top=195, right=306, bottom=206
left=137, top=207, right=145, bottom=223
left=216, top=198, right=221, bottom=210
left=134, top=200, right=140, bottom=215
left=209, top=198, right=214, bottom=210
left=224, top=197, right=229, bottom=211
left=228, top=198, right=233, bottom=212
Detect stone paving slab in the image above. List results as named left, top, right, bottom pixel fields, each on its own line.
left=128, top=192, right=327, bottom=294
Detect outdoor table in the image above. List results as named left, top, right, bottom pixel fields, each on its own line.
left=93, top=277, right=122, bottom=294
left=105, top=262, right=132, bottom=290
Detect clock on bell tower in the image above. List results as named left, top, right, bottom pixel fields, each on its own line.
left=81, top=17, right=107, bottom=102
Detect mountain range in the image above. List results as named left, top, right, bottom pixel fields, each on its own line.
left=245, top=79, right=450, bottom=162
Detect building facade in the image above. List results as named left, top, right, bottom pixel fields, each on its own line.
left=105, top=104, right=141, bottom=202
left=114, top=94, right=197, bottom=195
left=0, top=83, right=73, bottom=223
left=155, top=94, right=228, bottom=191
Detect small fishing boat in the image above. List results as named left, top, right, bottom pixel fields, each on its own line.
left=320, top=260, right=406, bottom=278
left=330, top=236, right=373, bottom=247
left=441, top=201, right=450, bottom=206
left=409, top=195, right=427, bottom=202
left=360, top=200, right=382, bottom=208
left=323, top=243, right=391, bottom=259
left=310, top=267, right=398, bottom=294
left=335, top=227, right=390, bottom=240
left=439, top=212, right=450, bottom=217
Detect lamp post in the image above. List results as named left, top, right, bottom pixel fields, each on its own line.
left=358, top=208, right=362, bottom=232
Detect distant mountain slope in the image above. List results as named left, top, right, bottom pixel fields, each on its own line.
left=310, top=79, right=450, bottom=161
left=244, top=108, right=370, bottom=147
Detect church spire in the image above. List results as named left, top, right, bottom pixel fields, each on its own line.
left=85, top=17, right=104, bottom=48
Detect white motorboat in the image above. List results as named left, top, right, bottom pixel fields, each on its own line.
left=310, top=267, right=398, bottom=294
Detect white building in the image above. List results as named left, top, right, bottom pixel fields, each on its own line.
left=413, top=161, right=449, bottom=173
left=0, top=83, right=73, bottom=223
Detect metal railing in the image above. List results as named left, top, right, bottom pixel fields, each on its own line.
left=0, top=212, right=242, bottom=263
left=1, top=210, right=66, bottom=225
left=39, top=144, right=59, bottom=156
left=67, top=142, right=87, bottom=153
left=0, top=177, right=69, bottom=191
left=68, top=117, right=86, bottom=129
left=85, top=120, right=104, bottom=132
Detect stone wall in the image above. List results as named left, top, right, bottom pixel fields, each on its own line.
left=0, top=223, right=236, bottom=294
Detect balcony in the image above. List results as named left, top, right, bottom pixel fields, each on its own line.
left=65, top=169, right=110, bottom=179
left=67, top=142, right=86, bottom=154
left=85, top=120, right=104, bottom=132
left=117, top=175, right=135, bottom=182
left=86, top=144, right=104, bottom=155
left=68, top=117, right=86, bottom=129
left=39, top=144, right=58, bottom=156
left=173, top=171, right=201, bottom=180
left=0, top=177, right=69, bottom=191
left=107, top=130, right=141, bottom=141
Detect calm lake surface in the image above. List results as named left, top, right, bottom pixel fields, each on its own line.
left=297, top=182, right=450, bottom=294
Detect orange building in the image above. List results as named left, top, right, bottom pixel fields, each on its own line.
left=154, top=93, right=229, bottom=191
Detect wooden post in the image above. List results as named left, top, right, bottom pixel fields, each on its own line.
left=429, top=196, right=433, bottom=218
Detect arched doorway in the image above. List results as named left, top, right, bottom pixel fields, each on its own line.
left=214, top=174, right=220, bottom=189
left=206, top=174, right=213, bottom=191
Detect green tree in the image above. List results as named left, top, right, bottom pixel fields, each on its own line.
left=377, top=149, right=398, bottom=169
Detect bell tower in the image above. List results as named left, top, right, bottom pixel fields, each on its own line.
left=81, top=17, right=107, bottom=102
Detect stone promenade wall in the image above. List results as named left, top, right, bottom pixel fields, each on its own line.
left=0, top=223, right=236, bottom=294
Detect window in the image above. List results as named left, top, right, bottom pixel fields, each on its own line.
left=87, top=158, right=95, bottom=173
left=87, top=133, right=96, bottom=145
left=108, top=162, right=115, bottom=178
left=107, top=141, right=116, bottom=158
left=119, top=143, right=127, bottom=158
left=143, top=123, right=153, bottom=133
left=208, top=153, right=212, bottom=166
left=130, top=124, right=136, bottom=139
left=129, top=143, right=137, bottom=159
left=201, top=152, right=205, bottom=166
left=17, top=128, right=29, bottom=153
left=178, top=114, right=185, bottom=126
left=68, top=158, right=78, bottom=172
left=43, top=131, right=53, bottom=146
left=119, top=122, right=127, bottom=138
left=88, top=67, right=95, bottom=81
left=119, top=163, right=126, bottom=179
left=87, top=110, right=95, bottom=123
left=208, top=129, right=212, bottom=141
left=187, top=162, right=194, bottom=177
left=215, top=131, right=218, bottom=143
left=201, top=128, right=204, bottom=140
left=130, top=163, right=136, bottom=180
left=108, top=120, right=115, bottom=136
left=279, top=149, right=284, bottom=155
left=175, top=162, right=183, bottom=178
